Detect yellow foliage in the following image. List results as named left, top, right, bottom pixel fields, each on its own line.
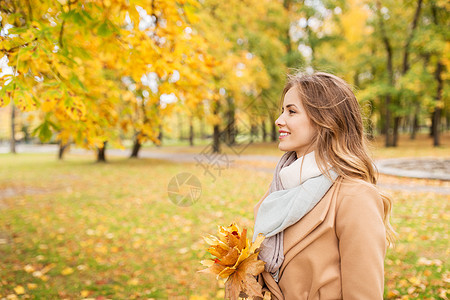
left=15, top=91, right=37, bottom=112
left=64, top=97, right=86, bottom=121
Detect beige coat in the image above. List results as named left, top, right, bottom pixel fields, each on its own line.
left=253, top=177, right=386, bottom=300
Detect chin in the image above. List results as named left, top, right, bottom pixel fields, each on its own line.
left=278, top=143, right=290, bottom=152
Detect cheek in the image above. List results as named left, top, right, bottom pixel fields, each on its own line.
left=302, top=119, right=317, bottom=140
left=297, top=116, right=314, bottom=132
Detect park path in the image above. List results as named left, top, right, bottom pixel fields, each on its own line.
left=1, top=144, right=449, bottom=195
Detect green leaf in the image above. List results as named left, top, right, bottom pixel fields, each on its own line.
left=7, top=27, right=28, bottom=34
left=31, top=122, right=52, bottom=142
left=69, top=74, right=88, bottom=92
left=32, top=49, right=39, bottom=59
left=72, top=12, right=86, bottom=25
left=60, top=10, right=86, bottom=26
left=47, top=119, right=60, bottom=131
left=81, top=10, right=93, bottom=20
left=97, top=21, right=112, bottom=37
left=43, top=81, right=60, bottom=87
left=40, top=122, right=52, bottom=142
left=71, top=45, right=92, bottom=60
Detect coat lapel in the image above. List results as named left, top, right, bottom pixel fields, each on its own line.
left=254, top=177, right=343, bottom=299
left=280, top=177, right=343, bottom=273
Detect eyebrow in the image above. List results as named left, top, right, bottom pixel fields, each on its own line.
left=281, top=104, right=297, bottom=110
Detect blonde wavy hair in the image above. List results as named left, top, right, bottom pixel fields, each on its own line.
left=281, top=71, right=395, bottom=246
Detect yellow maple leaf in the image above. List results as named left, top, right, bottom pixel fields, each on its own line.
left=14, top=285, right=25, bottom=295
left=61, top=267, right=74, bottom=275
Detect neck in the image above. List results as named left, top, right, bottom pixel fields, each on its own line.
left=296, top=149, right=315, bottom=159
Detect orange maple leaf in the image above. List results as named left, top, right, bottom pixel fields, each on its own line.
left=199, top=223, right=266, bottom=299
left=225, top=253, right=266, bottom=300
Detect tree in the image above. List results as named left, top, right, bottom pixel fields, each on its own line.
left=0, top=0, right=214, bottom=160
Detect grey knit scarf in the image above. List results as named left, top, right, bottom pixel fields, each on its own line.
left=253, top=151, right=338, bottom=282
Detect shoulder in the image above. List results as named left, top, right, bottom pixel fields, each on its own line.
left=334, top=177, right=386, bottom=241
left=336, top=177, right=379, bottom=198
left=334, top=177, right=383, bottom=213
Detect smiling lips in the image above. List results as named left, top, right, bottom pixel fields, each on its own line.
left=279, top=131, right=290, bottom=139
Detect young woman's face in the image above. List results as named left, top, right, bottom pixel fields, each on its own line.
left=275, top=86, right=317, bottom=158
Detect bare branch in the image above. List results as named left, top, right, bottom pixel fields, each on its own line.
left=0, top=37, right=38, bottom=53
left=402, top=0, right=423, bottom=74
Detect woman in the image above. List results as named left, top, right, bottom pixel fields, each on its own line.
left=252, top=71, right=394, bottom=300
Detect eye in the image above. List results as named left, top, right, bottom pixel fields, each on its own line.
left=289, top=110, right=295, bottom=114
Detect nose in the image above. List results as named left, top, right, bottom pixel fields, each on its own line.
left=275, top=114, right=285, bottom=127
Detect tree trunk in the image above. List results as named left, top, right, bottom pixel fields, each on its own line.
left=410, top=113, right=418, bottom=140
left=225, top=97, right=236, bottom=146
left=250, top=123, right=258, bottom=143
left=429, top=112, right=434, bottom=137
left=213, top=124, right=220, bottom=153
left=212, top=100, right=221, bottom=153
left=261, top=119, right=267, bottom=142
left=432, top=109, right=441, bottom=146
left=130, top=138, right=141, bottom=158
left=400, top=0, right=423, bottom=143
left=431, top=5, right=443, bottom=147
left=376, top=0, right=395, bottom=147
left=271, top=120, right=277, bottom=142
left=393, top=117, right=401, bottom=147
left=10, top=104, right=16, bottom=154
left=157, top=124, right=163, bottom=147
left=432, top=62, right=443, bottom=146
left=384, top=95, right=393, bottom=147
left=97, top=141, right=107, bottom=162
left=58, top=142, right=68, bottom=160
left=189, top=116, right=194, bottom=146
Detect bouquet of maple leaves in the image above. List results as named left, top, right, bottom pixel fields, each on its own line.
left=199, top=223, right=270, bottom=300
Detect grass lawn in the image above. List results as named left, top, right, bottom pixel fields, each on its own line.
left=0, top=154, right=270, bottom=299
left=0, top=136, right=448, bottom=299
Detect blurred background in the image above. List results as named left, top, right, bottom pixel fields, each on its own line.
left=0, top=0, right=448, bottom=299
